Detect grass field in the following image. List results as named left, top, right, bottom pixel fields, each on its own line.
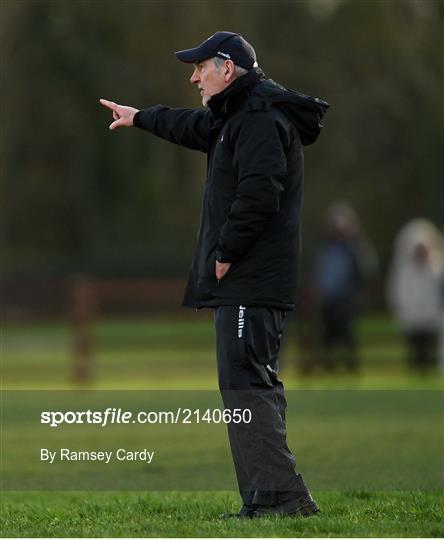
left=2, top=491, right=444, bottom=537
left=3, top=313, right=443, bottom=389
left=2, top=314, right=443, bottom=537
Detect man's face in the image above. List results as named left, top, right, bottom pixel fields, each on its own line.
left=190, top=58, right=227, bottom=107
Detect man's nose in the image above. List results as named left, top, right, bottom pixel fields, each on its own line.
left=190, top=68, right=200, bottom=84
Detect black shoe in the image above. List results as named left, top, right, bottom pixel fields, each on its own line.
left=221, top=504, right=256, bottom=519
left=238, top=504, right=256, bottom=518
left=252, top=493, right=320, bottom=518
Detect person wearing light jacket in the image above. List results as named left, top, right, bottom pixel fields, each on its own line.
left=387, top=219, right=444, bottom=373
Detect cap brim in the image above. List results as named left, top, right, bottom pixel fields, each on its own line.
left=175, top=45, right=211, bottom=64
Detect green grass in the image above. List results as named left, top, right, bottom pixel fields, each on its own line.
left=2, top=490, right=443, bottom=537
left=2, top=315, right=443, bottom=537
left=2, top=314, right=443, bottom=390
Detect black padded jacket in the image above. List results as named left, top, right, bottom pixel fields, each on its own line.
left=134, top=68, right=329, bottom=310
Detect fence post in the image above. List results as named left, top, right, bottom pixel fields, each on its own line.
left=70, top=275, right=97, bottom=383
left=297, top=284, right=317, bottom=374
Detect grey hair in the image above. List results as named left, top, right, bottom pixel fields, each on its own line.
left=212, top=56, right=249, bottom=77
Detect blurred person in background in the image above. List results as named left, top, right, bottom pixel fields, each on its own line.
left=313, top=202, right=378, bottom=372
left=100, top=32, right=328, bottom=518
left=387, top=219, right=444, bottom=373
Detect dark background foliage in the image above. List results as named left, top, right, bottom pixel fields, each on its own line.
left=2, top=0, right=442, bottom=279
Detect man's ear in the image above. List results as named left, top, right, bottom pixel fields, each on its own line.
left=225, top=60, right=236, bottom=80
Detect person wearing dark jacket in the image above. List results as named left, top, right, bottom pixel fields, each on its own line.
left=100, top=31, right=329, bottom=518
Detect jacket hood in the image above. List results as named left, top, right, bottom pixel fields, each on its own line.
left=248, top=73, right=330, bottom=146
left=209, top=68, right=330, bottom=146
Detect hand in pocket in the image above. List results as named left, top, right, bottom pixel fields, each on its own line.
left=215, top=261, right=231, bottom=281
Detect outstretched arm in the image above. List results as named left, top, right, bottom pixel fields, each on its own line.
left=99, top=98, right=139, bottom=130
left=133, top=105, right=212, bottom=153
left=100, top=98, right=212, bottom=153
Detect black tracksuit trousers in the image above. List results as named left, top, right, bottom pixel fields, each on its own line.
left=215, top=305, right=308, bottom=506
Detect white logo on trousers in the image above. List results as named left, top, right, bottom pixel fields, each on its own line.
left=238, top=305, right=246, bottom=338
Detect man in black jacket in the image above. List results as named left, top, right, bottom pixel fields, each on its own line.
left=100, top=31, right=328, bottom=518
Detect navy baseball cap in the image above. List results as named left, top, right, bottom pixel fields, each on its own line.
left=175, top=31, right=258, bottom=70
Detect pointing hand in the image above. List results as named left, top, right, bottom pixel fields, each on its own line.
left=99, top=98, right=139, bottom=130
